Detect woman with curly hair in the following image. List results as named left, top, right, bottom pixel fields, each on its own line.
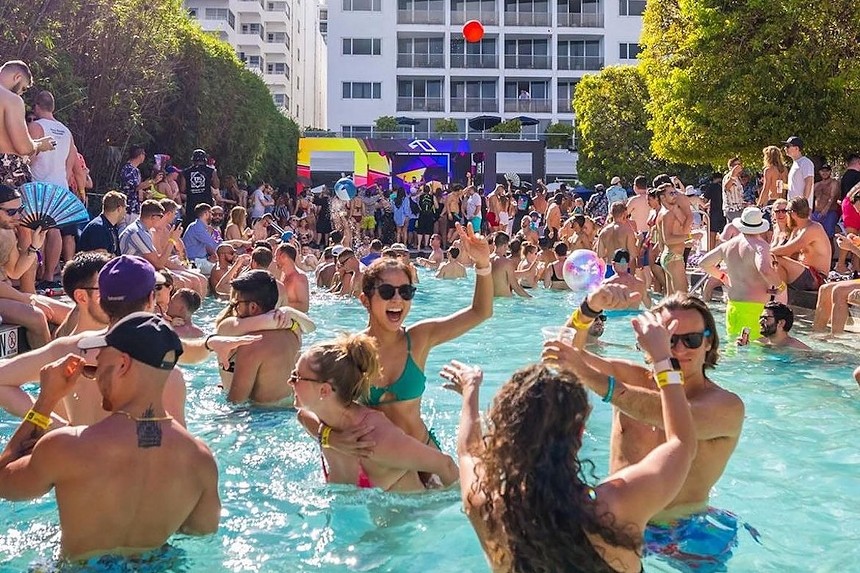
left=443, top=309, right=696, bottom=572
left=292, top=333, right=458, bottom=491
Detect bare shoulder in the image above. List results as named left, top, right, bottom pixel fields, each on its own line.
left=699, top=381, right=745, bottom=418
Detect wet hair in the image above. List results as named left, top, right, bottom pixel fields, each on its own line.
left=139, top=199, right=164, bottom=219
left=62, top=251, right=110, bottom=297
left=194, top=203, right=212, bottom=217
left=101, top=190, right=126, bottom=213
left=788, top=196, right=810, bottom=218
left=231, top=269, right=279, bottom=313
left=173, top=287, right=202, bottom=314
left=305, top=333, right=382, bottom=404
left=652, top=293, right=719, bottom=369
left=277, top=242, right=297, bottom=261
left=765, top=301, right=794, bottom=332
left=251, top=246, right=273, bottom=268
left=508, top=238, right=522, bottom=258
left=554, top=242, right=568, bottom=257
left=448, top=247, right=460, bottom=259
left=361, top=257, right=413, bottom=298
left=473, top=364, right=639, bottom=571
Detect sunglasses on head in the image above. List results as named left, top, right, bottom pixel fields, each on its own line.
left=372, top=283, right=417, bottom=301
left=2, top=206, right=24, bottom=216
left=670, top=329, right=711, bottom=349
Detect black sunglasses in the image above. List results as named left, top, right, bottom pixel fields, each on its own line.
left=372, top=283, right=417, bottom=301
left=2, top=206, right=24, bottom=216
left=670, top=329, right=711, bottom=349
left=773, top=208, right=788, bottom=214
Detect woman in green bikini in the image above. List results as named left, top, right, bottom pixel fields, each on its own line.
left=327, top=222, right=493, bottom=454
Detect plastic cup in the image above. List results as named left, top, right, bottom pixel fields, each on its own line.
left=541, top=326, right=576, bottom=345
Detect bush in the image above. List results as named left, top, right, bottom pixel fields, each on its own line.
left=490, top=119, right=522, bottom=138
left=374, top=116, right=399, bottom=134
left=546, top=123, right=575, bottom=149
left=434, top=118, right=459, bottom=133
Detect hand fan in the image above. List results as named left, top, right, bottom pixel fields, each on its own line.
left=19, top=182, right=90, bottom=230
left=504, top=172, right=521, bottom=187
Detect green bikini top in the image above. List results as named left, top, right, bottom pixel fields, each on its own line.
left=365, top=330, right=427, bottom=405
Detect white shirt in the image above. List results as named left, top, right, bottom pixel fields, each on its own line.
left=788, top=155, right=815, bottom=207
left=250, top=188, right=266, bottom=219
left=465, top=193, right=482, bottom=219
left=29, top=118, right=72, bottom=187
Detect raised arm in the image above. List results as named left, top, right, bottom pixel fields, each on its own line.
left=370, top=420, right=459, bottom=486
left=441, top=361, right=487, bottom=506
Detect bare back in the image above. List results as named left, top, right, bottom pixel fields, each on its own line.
left=723, top=234, right=774, bottom=302
left=0, top=87, right=27, bottom=154
left=222, top=329, right=299, bottom=405
left=793, top=222, right=832, bottom=273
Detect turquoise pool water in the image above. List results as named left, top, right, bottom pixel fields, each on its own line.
left=1, top=269, right=859, bottom=572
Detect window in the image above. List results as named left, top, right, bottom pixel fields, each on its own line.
left=343, top=0, right=381, bottom=11
left=342, top=82, right=382, bottom=99
left=343, top=38, right=382, bottom=55
left=556, top=80, right=579, bottom=113
left=188, top=7, right=198, bottom=18
left=619, top=0, right=646, bottom=16
left=619, top=42, right=641, bottom=59
left=273, top=94, right=289, bottom=108
left=247, top=56, right=263, bottom=71
left=204, top=8, right=234, bottom=28
left=397, top=78, right=444, bottom=110
left=267, top=62, right=290, bottom=77
left=558, top=39, right=602, bottom=70
left=504, top=39, right=550, bottom=69
left=242, top=23, right=264, bottom=38
left=296, top=76, right=300, bottom=90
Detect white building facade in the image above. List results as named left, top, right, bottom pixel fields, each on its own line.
left=186, top=0, right=327, bottom=128
left=326, top=0, right=644, bottom=137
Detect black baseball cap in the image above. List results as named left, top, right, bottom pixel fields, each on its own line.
left=78, top=312, right=183, bottom=370
left=783, top=136, right=803, bottom=148
left=820, top=163, right=832, bottom=171
left=0, top=184, right=21, bottom=204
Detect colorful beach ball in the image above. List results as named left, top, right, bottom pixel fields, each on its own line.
left=463, top=20, right=484, bottom=43
left=562, top=249, right=605, bottom=292
left=334, top=177, right=357, bottom=201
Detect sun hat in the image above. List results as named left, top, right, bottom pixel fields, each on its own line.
left=733, top=206, right=770, bottom=234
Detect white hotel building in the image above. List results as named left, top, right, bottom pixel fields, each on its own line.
left=186, top=0, right=328, bottom=128
left=326, top=0, right=645, bottom=137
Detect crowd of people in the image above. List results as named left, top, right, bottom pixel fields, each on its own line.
left=0, top=58, right=858, bottom=572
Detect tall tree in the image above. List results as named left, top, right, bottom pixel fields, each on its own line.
left=640, top=0, right=860, bottom=166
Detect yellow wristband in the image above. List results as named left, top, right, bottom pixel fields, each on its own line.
left=655, top=371, right=684, bottom=389
left=24, top=409, right=51, bottom=430
left=320, top=425, right=332, bottom=449
left=568, top=309, right=594, bottom=331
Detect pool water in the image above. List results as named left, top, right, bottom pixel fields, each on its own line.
left=1, top=269, right=859, bottom=572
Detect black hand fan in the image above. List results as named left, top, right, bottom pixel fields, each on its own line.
left=19, top=182, right=89, bottom=230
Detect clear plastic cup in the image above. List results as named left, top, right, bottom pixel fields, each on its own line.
left=541, top=326, right=576, bottom=345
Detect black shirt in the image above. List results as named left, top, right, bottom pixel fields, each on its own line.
left=841, top=169, right=860, bottom=201
left=79, top=214, right=120, bottom=255
left=183, top=164, right=216, bottom=213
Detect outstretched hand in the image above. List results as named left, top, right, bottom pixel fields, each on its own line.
left=440, top=360, right=483, bottom=395
left=455, top=222, right=491, bottom=268
left=631, top=311, right=676, bottom=362
left=586, top=283, right=642, bottom=312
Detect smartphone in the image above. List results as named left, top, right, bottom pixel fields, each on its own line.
left=739, top=327, right=750, bottom=346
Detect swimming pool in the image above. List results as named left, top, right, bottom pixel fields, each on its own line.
left=1, top=269, right=858, bottom=572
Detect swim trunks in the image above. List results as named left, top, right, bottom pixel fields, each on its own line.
left=0, top=153, right=31, bottom=187
left=486, top=211, right=499, bottom=228
left=644, top=507, right=760, bottom=573
left=470, top=216, right=482, bottom=231
left=660, top=247, right=684, bottom=268
left=789, top=264, right=826, bottom=291
left=360, top=215, right=376, bottom=230
left=725, top=300, right=765, bottom=338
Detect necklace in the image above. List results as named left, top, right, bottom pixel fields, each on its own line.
left=113, top=410, right=173, bottom=422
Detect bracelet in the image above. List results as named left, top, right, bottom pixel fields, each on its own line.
left=475, top=265, right=491, bottom=276
left=24, top=408, right=51, bottom=430
left=568, top=309, right=593, bottom=331
left=655, top=370, right=685, bottom=388
left=602, top=375, right=616, bottom=403
left=580, top=298, right=601, bottom=319
left=204, top=334, right=215, bottom=352
left=26, top=245, right=39, bottom=254
left=319, top=425, right=332, bottom=448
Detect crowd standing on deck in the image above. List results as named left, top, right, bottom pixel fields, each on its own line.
left=0, top=58, right=858, bottom=571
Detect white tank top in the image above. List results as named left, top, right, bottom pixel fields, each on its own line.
left=29, top=118, right=72, bottom=187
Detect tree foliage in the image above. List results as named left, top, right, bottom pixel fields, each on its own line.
left=573, top=65, right=703, bottom=186
left=0, top=0, right=299, bottom=189
left=434, top=118, right=458, bottom=133
left=546, top=123, right=574, bottom=149
left=374, top=116, right=398, bottom=133
left=490, top=118, right=522, bottom=137
left=640, top=0, right=860, bottom=165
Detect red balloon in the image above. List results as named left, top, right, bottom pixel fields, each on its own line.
left=462, top=20, right=484, bottom=43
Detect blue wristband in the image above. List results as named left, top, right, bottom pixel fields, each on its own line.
left=602, top=375, right=616, bottom=403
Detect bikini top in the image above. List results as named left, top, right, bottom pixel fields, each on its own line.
left=551, top=262, right=564, bottom=282
left=320, top=450, right=373, bottom=488
left=364, top=330, right=426, bottom=405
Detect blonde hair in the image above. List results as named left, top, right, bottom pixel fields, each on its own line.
left=306, top=333, right=381, bottom=404
left=230, top=206, right=247, bottom=226
left=762, top=146, right=787, bottom=173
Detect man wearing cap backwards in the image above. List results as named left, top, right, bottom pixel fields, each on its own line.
left=603, top=248, right=650, bottom=309
left=783, top=136, right=815, bottom=208
left=811, top=163, right=840, bottom=238
left=0, top=313, right=221, bottom=560
left=0, top=256, right=260, bottom=425
left=179, top=149, right=219, bottom=227
left=699, top=206, right=784, bottom=338
left=596, top=201, right=639, bottom=278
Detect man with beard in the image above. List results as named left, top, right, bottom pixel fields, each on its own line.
left=209, top=243, right=237, bottom=294
left=750, top=301, right=810, bottom=350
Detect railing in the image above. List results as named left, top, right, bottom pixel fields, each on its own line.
left=504, top=11, right=550, bottom=26
left=303, top=129, right=554, bottom=141
left=396, top=9, right=445, bottom=24
left=503, top=54, right=551, bottom=69
left=504, top=98, right=552, bottom=112
left=396, top=53, right=445, bottom=68
left=396, top=96, right=445, bottom=112
left=557, top=11, right=604, bottom=27
left=240, top=28, right=265, bottom=40
left=450, top=10, right=497, bottom=25
left=450, top=98, right=498, bottom=112
left=556, top=99, right=574, bottom=113
left=557, top=55, right=603, bottom=70
left=450, top=53, right=498, bottom=68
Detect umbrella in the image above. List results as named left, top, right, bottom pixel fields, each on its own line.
left=513, top=116, right=539, bottom=127
left=469, top=115, right=502, bottom=131
left=395, top=116, right=421, bottom=126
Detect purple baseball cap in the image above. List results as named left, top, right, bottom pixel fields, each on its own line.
left=98, top=255, right=157, bottom=302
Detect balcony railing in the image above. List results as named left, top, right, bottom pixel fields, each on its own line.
left=557, top=55, right=603, bottom=70
left=450, top=97, right=498, bottom=112
left=396, top=96, right=445, bottom=112
left=396, top=53, right=445, bottom=68
left=303, top=129, right=554, bottom=141
left=450, top=10, right=497, bottom=25
left=557, top=11, right=604, bottom=27
left=504, top=98, right=552, bottom=113
left=397, top=10, right=445, bottom=24
left=504, top=11, right=550, bottom=26
left=556, top=99, right=574, bottom=113
left=503, top=54, right=551, bottom=69
left=450, top=53, right=498, bottom=68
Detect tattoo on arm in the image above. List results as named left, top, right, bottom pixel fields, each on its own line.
left=15, top=427, right=45, bottom=458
